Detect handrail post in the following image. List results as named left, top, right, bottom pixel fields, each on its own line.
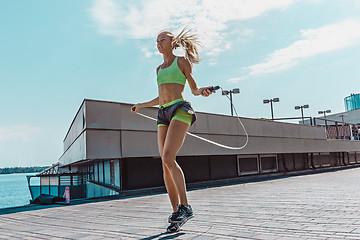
left=335, top=122, right=339, bottom=139
left=325, top=119, right=328, bottom=138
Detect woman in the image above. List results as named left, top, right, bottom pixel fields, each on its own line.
left=131, top=27, right=213, bottom=233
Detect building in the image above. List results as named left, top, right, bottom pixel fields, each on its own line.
left=302, top=93, right=360, bottom=125
left=28, top=99, right=360, bottom=201
left=345, top=93, right=360, bottom=112
left=300, top=94, right=360, bottom=140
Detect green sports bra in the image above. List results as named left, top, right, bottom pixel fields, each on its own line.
left=157, top=56, right=186, bottom=86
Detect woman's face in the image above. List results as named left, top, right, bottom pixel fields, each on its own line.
left=157, top=33, right=173, bottom=54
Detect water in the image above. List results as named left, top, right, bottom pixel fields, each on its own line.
left=0, top=172, right=37, bottom=209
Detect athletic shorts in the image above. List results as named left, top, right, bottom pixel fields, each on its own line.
left=157, top=98, right=196, bottom=127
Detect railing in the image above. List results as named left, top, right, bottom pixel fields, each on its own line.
left=272, top=116, right=360, bottom=140
left=27, top=173, right=88, bottom=201
left=313, top=117, right=360, bottom=140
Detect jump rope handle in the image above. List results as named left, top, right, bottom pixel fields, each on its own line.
left=207, top=86, right=220, bottom=92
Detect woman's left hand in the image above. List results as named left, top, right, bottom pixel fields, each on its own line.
left=200, top=86, right=214, bottom=97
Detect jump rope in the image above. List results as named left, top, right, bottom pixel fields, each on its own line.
left=133, top=86, right=249, bottom=150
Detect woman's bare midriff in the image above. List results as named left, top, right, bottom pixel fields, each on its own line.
left=158, top=83, right=185, bottom=106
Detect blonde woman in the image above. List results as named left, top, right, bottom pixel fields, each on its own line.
left=131, top=27, right=214, bottom=232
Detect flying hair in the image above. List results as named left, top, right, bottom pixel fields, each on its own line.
left=159, top=26, right=202, bottom=64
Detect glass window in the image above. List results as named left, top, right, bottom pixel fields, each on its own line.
left=344, top=94, right=360, bottom=111
left=99, top=161, right=104, bottom=183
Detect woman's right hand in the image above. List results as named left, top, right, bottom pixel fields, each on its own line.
left=200, top=86, right=214, bottom=97
left=131, top=104, right=141, bottom=114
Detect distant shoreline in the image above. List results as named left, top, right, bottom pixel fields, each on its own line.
left=0, top=166, right=49, bottom=175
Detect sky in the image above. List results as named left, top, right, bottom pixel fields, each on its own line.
left=1, top=0, right=360, bottom=168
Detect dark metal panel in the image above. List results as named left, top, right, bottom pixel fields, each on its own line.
left=237, top=155, right=259, bottom=175
left=178, top=156, right=211, bottom=183
left=312, top=153, right=321, bottom=168
left=293, top=153, right=307, bottom=170
left=124, top=157, right=163, bottom=190
left=330, top=152, right=339, bottom=166
left=260, top=155, right=278, bottom=173
left=209, top=155, right=237, bottom=180
left=279, top=154, right=294, bottom=172
left=319, top=153, right=331, bottom=167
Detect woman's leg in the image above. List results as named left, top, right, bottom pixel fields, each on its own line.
left=161, top=120, right=190, bottom=206
left=158, top=125, right=179, bottom=212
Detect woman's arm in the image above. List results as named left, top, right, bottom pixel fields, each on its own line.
left=131, top=96, right=159, bottom=113
left=131, top=66, right=161, bottom=114
left=178, top=57, right=213, bottom=97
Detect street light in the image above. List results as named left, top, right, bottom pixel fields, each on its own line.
left=295, top=104, right=309, bottom=124
left=263, top=98, right=280, bottom=120
left=338, top=114, right=345, bottom=123
left=222, top=88, right=240, bottom=116
left=318, top=110, right=331, bottom=130
left=318, top=110, right=331, bottom=119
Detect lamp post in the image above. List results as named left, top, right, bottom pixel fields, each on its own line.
left=222, top=88, right=240, bottom=116
left=263, top=98, right=280, bottom=120
left=318, top=110, right=331, bottom=119
left=318, top=110, right=331, bottom=130
left=295, top=104, right=309, bottom=124
left=339, top=114, right=345, bottom=123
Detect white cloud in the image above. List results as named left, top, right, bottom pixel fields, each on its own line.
left=227, top=77, right=246, bottom=83
left=235, top=19, right=360, bottom=79
left=208, top=60, right=218, bottom=66
left=0, top=125, right=40, bottom=142
left=140, top=47, right=153, bottom=58
left=90, top=0, right=296, bottom=56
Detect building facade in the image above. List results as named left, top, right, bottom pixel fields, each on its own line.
left=28, top=99, right=360, bottom=201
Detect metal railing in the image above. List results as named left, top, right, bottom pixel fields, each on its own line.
left=313, top=117, right=360, bottom=140
left=272, top=116, right=360, bottom=140
left=27, top=173, right=88, bottom=201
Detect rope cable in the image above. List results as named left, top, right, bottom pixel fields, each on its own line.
left=135, top=87, right=248, bottom=150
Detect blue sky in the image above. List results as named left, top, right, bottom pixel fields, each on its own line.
left=1, top=0, right=360, bottom=167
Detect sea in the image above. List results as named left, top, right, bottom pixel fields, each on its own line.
left=0, top=172, right=38, bottom=209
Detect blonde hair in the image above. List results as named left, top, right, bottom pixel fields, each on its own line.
left=159, top=26, right=202, bottom=64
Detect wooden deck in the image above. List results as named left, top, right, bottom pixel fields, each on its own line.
left=1, top=167, right=360, bottom=239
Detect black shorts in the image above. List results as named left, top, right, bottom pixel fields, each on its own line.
left=157, top=100, right=196, bottom=126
